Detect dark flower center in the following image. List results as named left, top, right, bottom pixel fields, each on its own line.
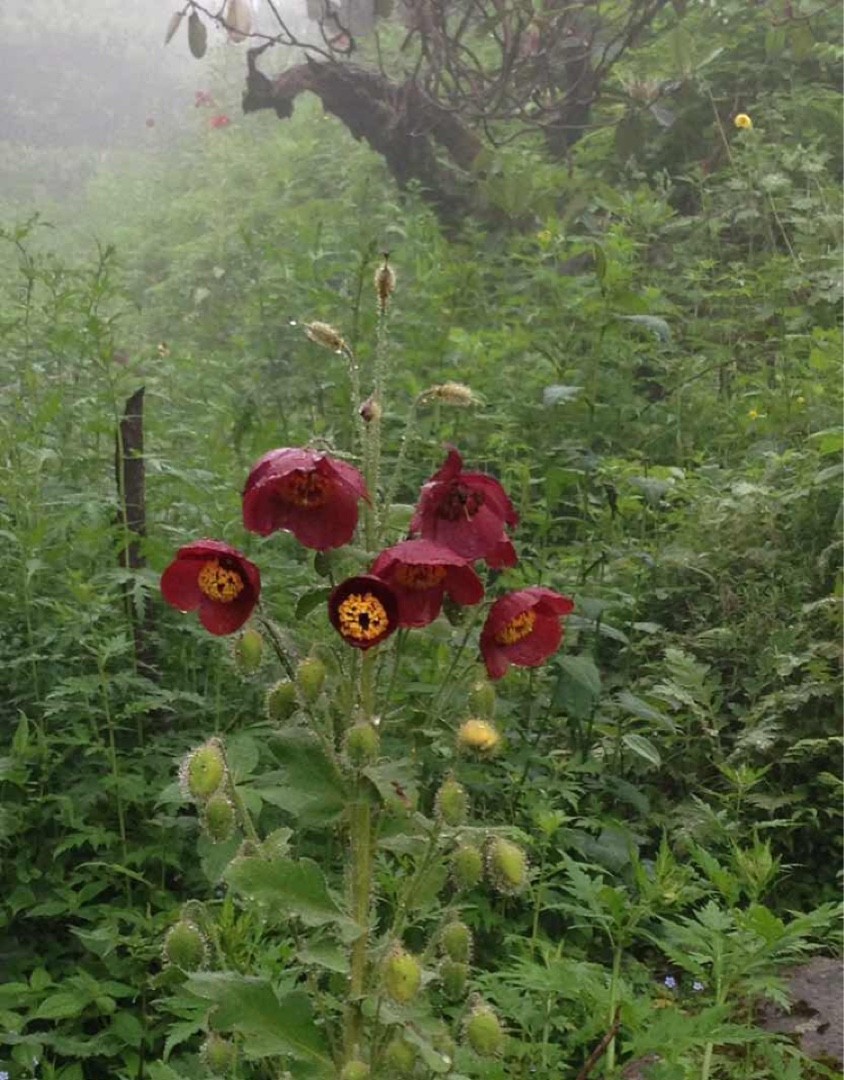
left=337, top=592, right=390, bottom=643
left=439, top=483, right=484, bottom=522
left=495, top=610, right=536, bottom=646
left=197, top=559, right=245, bottom=604
left=280, top=471, right=330, bottom=508
left=393, top=564, right=448, bottom=591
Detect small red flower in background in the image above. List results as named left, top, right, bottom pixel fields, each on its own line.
left=242, top=447, right=369, bottom=551
left=329, top=575, right=398, bottom=650
left=145, top=117, right=156, bottom=128
left=411, top=448, right=518, bottom=568
left=161, top=539, right=260, bottom=636
left=209, top=114, right=231, bottom=129
left=195, top=90, right=215, bottom=108
left=372, top=539, right=484, bottom=628
left=480, top=588, right=574, bottom=680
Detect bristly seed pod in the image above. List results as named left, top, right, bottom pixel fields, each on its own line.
left=359, top=395, right=382, bottom=424
left=265, top=679, right=298, bottom=723
left=440, top=958, right=469, bottom=1001
left=163, top=920, right=207, bottom=971
left=339, top=1061, right=370, bottom=1080
left=344, top=721, right=380, bottom=766
left=465, top=1001, right=504, bottom=1056
left=418, top=381, right=481, bottom=407
left=305, top=321, right=347, bottom=353
left=374, top=253, right=396, bottom=312
left=382, top=945, right=422, bottom=1005
left=296, top=655, right=327, bottom=704
left=457, top=718, right=501, bottom=755
left=203, top=792, right=236, bottom=843
left=451, top=844, right=484, bottom=890
left=486, top=836, right=529, bottom=895
left=434, top=776, right=469, bottom=827
left=383, top=1036, right=417, bottom=1075
left=200, top=1031, right=238, bottom=1072
left=440, top=920, right=472, bottom=963
left=180, top=739, right=226, bottom=800
left=233, top=626, right=264, bottom=675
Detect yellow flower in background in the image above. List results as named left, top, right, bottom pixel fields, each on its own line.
left=748, top=408, right=759, bottom=420
left=537, top=229, right=553, bottom=245
left=734, top=113, right=753, bottom=130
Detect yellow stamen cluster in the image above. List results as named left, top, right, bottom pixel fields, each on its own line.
left=393, top=563, right=448, bottom=591
left=281, top=471, right=330, bottom=508
left=337, top=592, right=390, bottom=643
left=494, top=609, right=536, bottom=646
left=418, top=382, right=481, bottom=407
left=305, top=321, right=347, bottom=353
left=197, top=560, right=245, bottom=603
left=734, top=113, right=753, bottom=130
left=457, top=718, right=500, bottom=754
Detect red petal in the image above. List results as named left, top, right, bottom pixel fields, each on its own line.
left=486, top=537, right=518, bottom=569
left=444, top=563, right=484, bottom=606
left=392, top=586, right=444, bottom=628
left=504, top=611, right=562, bottom=667
left=287, top=484, right=361, bottom=550
left=198, top=591, right=256, bottom=636
left=482, top=642, right=510, bottom=681
left=161, top=555, right=202, bottom=612
left=430, top=446, right=463, bottom=483
left=320, top=455, right=370, bottom=501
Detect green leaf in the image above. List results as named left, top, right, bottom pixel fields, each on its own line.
left=616, top=691, right=676, bottom=733
left=186, top=974, right=332, bottom=1066
left=622, top=732, right=662, bottom=768
left=259, top=729, right=347, bottom=824
left=295, top=586, right=332, bottom=620
left=553, top=655, right=601, bottom=720
left=225, top=856, right=349, bottom=927
left=616, top=314, right=672, bottom=343
left=543, top=384, right=584, bottom=406
left=33, top=991, right=90, bottom=1020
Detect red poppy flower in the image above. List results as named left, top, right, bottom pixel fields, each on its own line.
left=410, top=448, right=518, bottom=567
left=328, top=575, right=398, bottom=650
left=161, top=539, right=260, bottom=636
left=242, top=448, right=369, bottom=551
left=480, top=588, right=574, bottom=680
left=210, top=114, right=231, bottom=129
left=371, top=539, right=484, bottom=628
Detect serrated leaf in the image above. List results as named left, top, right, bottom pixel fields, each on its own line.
left=186, top=975, right=332, bottom=1066
left=225, top=855, right=349, bottom=927
left=164, top=10, right=184, bottom=45
left=258, top=729, right=347, bottom=825
left=616, top=690, right=676, bottom=732
left=622, top=732, right=662, bottom=767
left=187, top=11, right=208, bottom=58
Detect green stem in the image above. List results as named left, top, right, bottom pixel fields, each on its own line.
left=606, top=944, right=622, bottom=1074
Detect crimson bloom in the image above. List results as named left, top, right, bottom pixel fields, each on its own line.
left=243, top=448, right=369, bottom=551
left=371, top=539, right=484, bottom=628
left=210, top=114, right=231, bottom=129
left=480, top=587, right=574, bottom=680
left=328, top=575, right=398, bottom=650
left=411, top=448, right=518, bottom=568
left=161, top=539, right=260, bottom=636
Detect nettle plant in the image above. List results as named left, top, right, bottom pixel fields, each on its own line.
left=159, top=261, right=574, bottom=1079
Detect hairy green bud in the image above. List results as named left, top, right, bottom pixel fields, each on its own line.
left=465, top=1003, right=504, bottom=1056
left=486, top=837, right=529, bottom=894
left=440, top=959, right=469, bottom=1001
left=434, top=776, right=469, bottom=826
left=296, top=656, right=327, bottom=704
left=468, top=679, right=496, bottom=718
left=265, top=679, right=297, bottom=723
left=200, top=1032, right=238, bottom=1073
left=451, top=844, right=483, bottom=890
left=233, top=626, right=264, bottom=675
left=344, top=721, right=380, bottom=766
left=382, top=1036, right=417, bottom=1075
left=163, top=920, right=207, bottom=971
left=382, top=945, right=422, bottom=1005
left=180, top=739, right=226, bottom=800
left=440, top=920, right=472, bottom=963
left=339, top=1061, right=370, bottom=1080
left=203, top=793, right=236, bottom=843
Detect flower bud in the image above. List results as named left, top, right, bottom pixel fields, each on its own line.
left=440, top=920, right=472, bottom=963
left=339, top=1061, right=370, bottom=1080
left=200, top=1032, right=238, bottom=1072
left=382, top=945, right=422, bottom=1005
left=451, top=844, right=483, bottom=890
left=180, top=739, right=226, bottom=800
left=344, top=721, right=380, bottom=766
left=434, top=776, right=468, bottom=826
left=440, top=959, right=469, bottom=1001
left=296, top=656, right=327, bottom=704
left=359, top=396, right=382, bottom=424
left=203, top=793, right=236, bottom=843
left=305, top=320, right=347, bottom=352
left=374, top=254, right=396, bottom=311
left=486, top=837, right=529, bottom=895
left=233, top=626, right=263, bottom=675
left=265, top=679, right=298, bottom=723
left=468, top=679, right=496, bottom=718
left=465, top=1003, right=504, bottom=1056
left=382, top=1036, right=416, bottom=1075
left=457, top=718, right=500, bottom=755
left=163, top=920, right=207, bottom=971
